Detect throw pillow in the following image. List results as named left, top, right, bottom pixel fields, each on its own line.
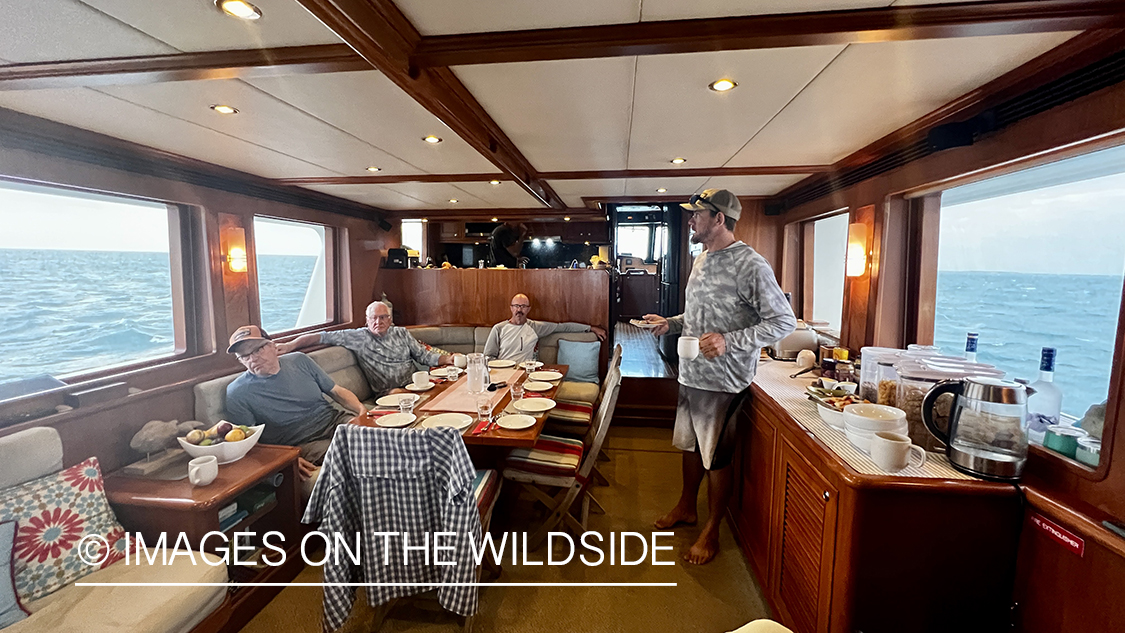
left=0, top=521, right=27, bottom=629
left=557, top=339, right=601, bottom=384
left=0, top=457, right=128, bottom=603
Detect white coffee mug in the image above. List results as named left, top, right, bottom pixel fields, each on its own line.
left=678, top=336, right=700, bottom=361
left=453, top=354, right=467, bottom=369
left=188, top=455, right=219, bottom=486
left=412, top=370, right=431, bottom=388
left=870, top=431, right=927, bottom=472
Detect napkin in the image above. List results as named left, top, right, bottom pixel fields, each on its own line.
left=470, top=418, right=491, bottom=434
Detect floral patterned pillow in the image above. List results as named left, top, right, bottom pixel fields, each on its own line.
left=0, top=458, right=128, bottom=603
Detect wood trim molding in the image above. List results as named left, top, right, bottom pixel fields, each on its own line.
left=384, top=208, right=603, bottom=221
left=581, top=195, right=770, bottom=210
left=0, top=44, right=367, bottom=91
left=294, top=0, right=566, bottom=210
left=412, top=1, right=1125, bottom=67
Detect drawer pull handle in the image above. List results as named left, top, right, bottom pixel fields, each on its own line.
left=822, top=491, right=830, bottom=501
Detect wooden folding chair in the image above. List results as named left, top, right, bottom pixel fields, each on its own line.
left=501, top=365, right=622, bottom=549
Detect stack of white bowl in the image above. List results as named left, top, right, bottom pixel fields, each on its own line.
left=843, top=404, right=908, bottom=454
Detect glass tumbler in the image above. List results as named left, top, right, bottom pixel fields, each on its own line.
left=511, top=383, right=525, bottom=401
left=476, top=395, right=492, bottom=424
left=398, top=396, right=414, bottom=415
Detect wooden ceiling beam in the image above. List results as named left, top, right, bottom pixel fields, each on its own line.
left=294, top=0, right=566, bottom=210
left=581, top=195, right=770, bottom=211
left=385, top=208, right=603, bottom=221
left=413, top=0, right=1125, bottom=67
left=0, top=44, right=368, bottom=90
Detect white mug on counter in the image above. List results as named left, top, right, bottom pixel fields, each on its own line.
left=412, top=370, right=431, bottom=389
left=678, top=336, right=700, bottom=361
left=188, top=455, right=218, bottom=486
left=870, top=432, right=927, bottom=472
left=453, top=354, right=467, bottom=369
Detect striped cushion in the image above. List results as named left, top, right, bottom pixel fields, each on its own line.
left=503, top=434, right=584, bottom=479
left=545, top=399, right=594, bottom=427
left=473, top=469, right=501, bottom=520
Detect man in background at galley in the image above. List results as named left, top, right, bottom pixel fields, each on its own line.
left=483, top=293, right=606, bottom=362
left=224, top=325, right=364, bottom=484
left=278, top=300, right=456, bottom=397
left=643, top=188, right=796, bottom=565
left=487, top=221, right=528, bottom=268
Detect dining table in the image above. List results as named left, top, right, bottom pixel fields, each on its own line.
left=350, top=363, right=569, bottom=449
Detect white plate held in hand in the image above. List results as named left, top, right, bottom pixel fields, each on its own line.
left=420, top=413, right=474, bottom=430
left=496, top=414, right=536, bottom=430
left=513, top=398, right=556, bottom=413
left=375, top=413, right=416, bottom=428
left=529, top=371, right=563, bottom=381
left=522, top=381, right=552, bottom=392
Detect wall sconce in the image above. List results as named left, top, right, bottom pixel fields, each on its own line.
left=845, top=222, right=867, bottom=277
left=224, top=227, right=248, bottom=273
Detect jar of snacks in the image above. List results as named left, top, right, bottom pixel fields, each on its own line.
left=860, top=347, right=902, bottom=403
left=835, top=360, right=855, bottom=384
left=876, top=359, right=900, bottom=407
left=821, top=358, right=837, bottom=380
left=896, top=362, right=947, bottom=449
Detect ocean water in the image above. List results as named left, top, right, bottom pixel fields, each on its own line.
left=0, top=249, right=315, bottom=384
left=934, top=271, right=1124, bottom=418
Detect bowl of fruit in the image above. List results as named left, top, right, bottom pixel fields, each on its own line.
left=177, top=421, right=263, bottom=464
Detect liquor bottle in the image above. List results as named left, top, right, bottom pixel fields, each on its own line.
left=1026, top=347, right=1063, bottom=446
left=964, top=332, right=979, bottom=363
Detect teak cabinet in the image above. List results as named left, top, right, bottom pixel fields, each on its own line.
left=729, top=388, right=1025, bottom=633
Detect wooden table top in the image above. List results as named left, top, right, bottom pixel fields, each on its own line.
left=104, top=444, right=300, bottom=511
left=352, top=364, right=568, bottom=448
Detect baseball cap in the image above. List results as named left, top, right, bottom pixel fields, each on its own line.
left=681, top=188, right=741, bottom=221
left=227, top=325, right=271, bottom=354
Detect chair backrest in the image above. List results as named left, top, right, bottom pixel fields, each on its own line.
left=0, top=427, right=63, bottom=489
left=577, top=364, right=622, bottom=481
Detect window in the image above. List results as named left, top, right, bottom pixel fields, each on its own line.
left=0, top=181, right=180, bottom=390
left=617, top=225, right=652, bottom=261
left=401, top=219, right=424, bottom=253
left=935, top=144, right=1125, bottom=423
left=253, top=217, right=331, bottom=335
left=810, top=213, right=848, bottom=331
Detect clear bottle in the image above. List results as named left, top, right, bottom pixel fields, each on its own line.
left=964, top=332, right=979, bottom=363
left=1027, top=347, right=1062, bottom=446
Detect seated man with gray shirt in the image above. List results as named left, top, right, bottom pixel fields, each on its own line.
left=483, top=293, right=607, bottom=363
left=224, top=325, right=364, bottom=483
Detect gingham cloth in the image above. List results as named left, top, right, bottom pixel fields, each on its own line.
left=303, top=424, right=482, bottom=631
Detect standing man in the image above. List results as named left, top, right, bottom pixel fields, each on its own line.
left=487, top=221, right=528, bottom=268
left=278, top=300, right=456, bottom=397
left=484, top=293, right=607, bottom=363
left=644, top=189, right=796, bottom=565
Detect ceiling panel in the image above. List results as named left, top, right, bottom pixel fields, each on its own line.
left=641, top=0, right=890, bottom=21
left=246, top=71, right=501, bottom=175
left=381, top=182, right=491, bottom=208
left=0, top=87, right=339, bottom=178
left=454, top=57, right=636, bottom=172
left=547, top=179, right=627, bottom=208
left=447, top=182, right=547, bottom=208
left=301, top=184, right=431, bottom=210
left=395, top=0, right=639, bottom=36
left=628, top=46, right=844, bottom=169
left=623, top=177, right=710, bottom=196
left=699, top=174, right=810, bottom=195
left=0, top=0, right=175, bottom=63
left=77, top=0, right=342, bottom=51
left=728, top=32, right=1078, bottom=167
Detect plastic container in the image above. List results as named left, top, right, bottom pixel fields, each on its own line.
left=876, top=357, right=902, bottom=407
left=859, top=347, right=903, bottom=403
left=1076, top=436, right=1101, bottom=467
left=907, top=344, right=942, bottom=356
left=835, top=360, right=855, bottom=384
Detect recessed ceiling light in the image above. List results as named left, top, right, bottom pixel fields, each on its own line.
left=210, top=104, right=238, bottom=115
left=491, top=217, right=498, bottom=222
left=449, top=198, right=458, bottom=203
left=366, top=166, right=381, bottom=172
left=709, top=78, right=737, bottom=92
left=545, top=237, right=554, bottom=245
left=423, top=135, right=443, bottom=144
left=584, top=241, right=590, bottom=245
left=216, top=0, right=261, bottom=20
left=489, top=180, right=501, bottom=185
left=671, top=157, right=686, bottom=164
left=657, top=188, right=667, bottom=193
left=421, top=218, right=428, bottom=223
left=564, top=217, right=571, bottom=221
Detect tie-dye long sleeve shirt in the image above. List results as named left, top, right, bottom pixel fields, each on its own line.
left=667, top=241, right=796, bottom=393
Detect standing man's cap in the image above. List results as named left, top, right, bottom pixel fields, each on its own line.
left=681, top=188, right=742, bottom=221
left=227, top=325, right=270, bottom=353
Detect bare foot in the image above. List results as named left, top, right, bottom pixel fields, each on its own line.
left=654, top=505, right=697, bottom=529
left=682, top=533, right=719, bottom=565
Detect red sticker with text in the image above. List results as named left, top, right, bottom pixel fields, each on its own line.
left=1030, top=513, right=1085, bottom=557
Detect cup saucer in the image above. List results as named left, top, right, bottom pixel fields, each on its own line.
left=405, top=383, right=434, bottom=392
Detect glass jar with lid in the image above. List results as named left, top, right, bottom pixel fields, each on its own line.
left=876, top=358, right=901, bottom=407
left=896, top=361, right=957, bottom=450
left=860, top=347, right=902, bottom=403
left=835, top=360, right=855, bottom=384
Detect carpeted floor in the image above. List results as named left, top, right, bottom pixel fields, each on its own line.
left=238, top=428, right=771, bottom=633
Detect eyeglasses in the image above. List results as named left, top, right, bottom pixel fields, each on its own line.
left=510, top=304, right=530, bottom=309
left=235, top=343, right=270, bottom=361
left=367, top=314, right=392, bottom=321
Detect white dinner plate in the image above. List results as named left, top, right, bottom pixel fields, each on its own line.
left=496, top=414, right=536, bottom=430
left=629, top=319, right=660, bottom=329
left=488, top=359, right=516, bottom=368
left=519, top=361, right=543, bottom=371
left=420, top=413, right=474, bottom=430
left=431, top=367, right=463, bottom=378
left=375, top=413, right=416, bottom=428
left=375, top=393, right=420, bottom=407
left=522, top=381, right=552, bottom=392
left=529, top=371, right=563, bottom=382
left=405, top=383, right=435, bottom=392
left=513, top=398, right=556, bottom=413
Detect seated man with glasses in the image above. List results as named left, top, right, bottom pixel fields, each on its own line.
left=483, top=293, right=607, bottom=362
left=224, top=325, right=364, bottom=484
left=278, top=300, right=457, bottom=397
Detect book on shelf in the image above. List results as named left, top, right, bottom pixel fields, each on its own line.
left=219, top=509, right=249, bottom=532
left=237, top=487, right=277, bottom=515
left=218, top=501, right=240, bottom=523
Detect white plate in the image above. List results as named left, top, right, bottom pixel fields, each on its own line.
left=375, top=413, right=416, bottom=428
left=496, top=414, right=537, bottom=430
left=629, top=319, right=660, bottom=329
left=405, top=383, right=435, bottom=392
left=376, top=393, right=420, bottom=407
left=522, top=381, right=552, bottom=392
left=420, top=413, right=474, bottom=430
left=431, top=367, right=463, bottom=378
left=529, top=371, right=563, bottom=382
left=519, top=361, right=543, bottom=370
left=488, top=359, right=516, bottom=368
left=514, top=398, right=557, bottom=413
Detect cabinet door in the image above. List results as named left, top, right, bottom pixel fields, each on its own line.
left=737, top=406, right=776, bottom=581
left=440, top=222, right=464, bottom=239
left=769, top=439, right=838, bottom=633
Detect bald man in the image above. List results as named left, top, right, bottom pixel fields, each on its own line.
left=482, top=293, right=606, bottom=363
left=278, top=301, right=455, bottom=397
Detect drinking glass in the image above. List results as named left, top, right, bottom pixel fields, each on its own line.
left=446, top=366, right=459, bottom=381
left=511, top=383, right=525, bottom=401
left=476, top=396, right=492, bottom=424
left=398, top=396, right=414, bottom=415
